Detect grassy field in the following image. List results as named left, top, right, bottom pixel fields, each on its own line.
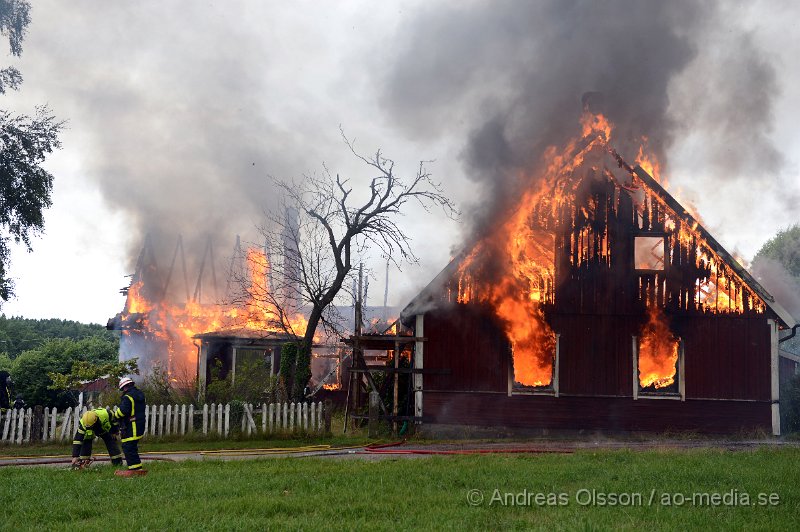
left=1, top=447, right=798, bottom=530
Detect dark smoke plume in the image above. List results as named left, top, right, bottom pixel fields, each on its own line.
left=380, top=0, right=783, bottom=236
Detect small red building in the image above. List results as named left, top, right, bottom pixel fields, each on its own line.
left=401, top=139, right=796, bottom=435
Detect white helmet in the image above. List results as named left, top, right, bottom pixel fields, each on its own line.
left=118, top=377, right=134, bottom=390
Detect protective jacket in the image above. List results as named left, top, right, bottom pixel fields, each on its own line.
left=115, top=385, right=146, bottom=442
left=71, top=408, right=119, bottom=458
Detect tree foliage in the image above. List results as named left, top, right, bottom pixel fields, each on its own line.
left=0, top=0, right=63, bottom=302
left=9, top=336, right=118, bottom=407
left=47, top=358, right=138, bottom=393
left=754, top=224, right=800, bottom=279
left=0, top=315, right=117, bottom=358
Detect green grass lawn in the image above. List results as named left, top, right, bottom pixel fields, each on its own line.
left=1, top=448, right=798, bottom=531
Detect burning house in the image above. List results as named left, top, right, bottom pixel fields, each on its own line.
left=399, top=110, right=797, bottom=435
left=107, top=233, right=327, bottom=390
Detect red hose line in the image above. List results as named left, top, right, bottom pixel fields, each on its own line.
left=361, top=448, right=572, bottom=455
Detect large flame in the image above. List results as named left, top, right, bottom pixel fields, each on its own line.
left=638, top=306, right=679, bottom=389
left=454, top=110, right=762, bottom=389
left=120, top=247, right=308, bottom=376
left=456, top=111, right=614, bottom=386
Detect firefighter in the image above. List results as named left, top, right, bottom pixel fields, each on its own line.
left=0, top=371, right=12, bottom=413
left=114, top=377, right=147, bottom=476
left=71, top=407, right=123, bottom=468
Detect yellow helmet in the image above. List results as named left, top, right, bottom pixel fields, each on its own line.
left=81, top=410, right=98, bottom=426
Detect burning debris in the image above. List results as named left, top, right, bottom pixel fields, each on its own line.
left=108, top=236, right=309, bottom=379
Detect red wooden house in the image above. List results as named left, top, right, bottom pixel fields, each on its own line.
left=400, top=129, right=796, bottom=435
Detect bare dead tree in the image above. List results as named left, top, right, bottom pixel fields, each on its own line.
left=232, top=134, right=457, bottom=397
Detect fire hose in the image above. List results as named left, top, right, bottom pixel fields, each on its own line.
left=360, top=440, right=573, bottom=455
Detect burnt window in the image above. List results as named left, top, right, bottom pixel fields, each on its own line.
left=509, top=334, right=560, bottom=396
left=635, top=236, right=665, bottom=271
left=632, top=309, right=684, bottom=400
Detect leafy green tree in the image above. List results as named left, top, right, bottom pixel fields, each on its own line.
left=0, top=315, right=117, bottom=358
left=0, top=0, right=63, bottom=302
left=10, top=336, right=119, bottom=407
left=754, top=224, right=800, bottom=278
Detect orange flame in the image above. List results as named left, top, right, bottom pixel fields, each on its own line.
left=121, top=247, right=309, bottom=376
left=638, top=306, right=679, bottom=389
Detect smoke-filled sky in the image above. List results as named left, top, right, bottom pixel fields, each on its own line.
left=2, top=0, right=799, bottom=324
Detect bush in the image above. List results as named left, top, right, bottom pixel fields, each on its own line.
left=781, top=373, right=800, bottom=433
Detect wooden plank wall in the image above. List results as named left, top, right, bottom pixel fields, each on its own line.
left=424, top=392, right=771, bottom=433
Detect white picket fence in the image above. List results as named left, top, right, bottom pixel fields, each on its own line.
left=0, top=402, right=325, bottom=445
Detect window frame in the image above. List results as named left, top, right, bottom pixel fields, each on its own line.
left=508, top=333, right=560, bottom=397
left=631, top=335, right=685, bottom=401
left=633, top=232, right=668, bottom=273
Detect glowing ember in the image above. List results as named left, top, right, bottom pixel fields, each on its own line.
left=638, top=306, right=679, bottom=389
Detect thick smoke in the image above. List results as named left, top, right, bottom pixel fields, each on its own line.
left=380, top=0, right=783, bottom=236
left=752, top=257, right=800, bottom=321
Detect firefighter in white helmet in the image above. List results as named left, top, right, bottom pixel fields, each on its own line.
left=114, top=377, right=147, bottom=476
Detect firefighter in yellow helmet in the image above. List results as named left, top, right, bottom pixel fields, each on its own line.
left=71, top=407, right=123, bottom=468
left=114, top=377, right=147, bottom=476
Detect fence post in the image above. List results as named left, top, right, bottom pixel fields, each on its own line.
left=310, top=403, right=316, bottom=433
left=166, top=405, right=173, bottom=436
left=158, top=404, right=164, bottom=437
left=282, top=402, right=288, bottom=430
left=241, top=405, right=247, bottom=434
left=268, top=403, right=274, bottom=434
left=24, top=407, right=32, bottom=442
left=1, top=410, right=10, bottom=441
left=172, top=404, right=179, bottom=434
left=323, top=400, right=331, bottom=433
left=180, top=405, right=187, bottom=435
left=71, top=406, right=80, bottom=437
left=261, top=403, right=267, bottom=434
left=217, top=403, right=224, bottom=436
left=50, top=407, right=57, bottom=441
left=59, top=407, right=71, bottom=442
left=15, top=408, right=24, bottom=444
left=224, top=403, right=230, bottom=437
left=203, top=404, right=208, bottom=435
left=188, top=404, right=195, bottom=433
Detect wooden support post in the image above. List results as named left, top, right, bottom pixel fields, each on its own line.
left=414, top=313, right=424, bottom=423
left=282, top=402, right=288, bottom=430
left=261, top=403, right=267, bottom=434
left=368, top=391, right=380, bottom=438
left=289, top=402, right=295, bottom=432
left=203, top=404, right=209, bottom=435
left=223, top=403, right=230, bottom=437
left=188, top=404, right=194, bottom=433
left=769, top=319, right=780, bottom=435
left=159, top=405, right=166, bottom=436
left=173, top=404, right=180, bottom=434
left=180, top=404, right=187, bottom=435
left=393, top=332, right=400, bottom=434
left=198, top=341, right=209, bottom=401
